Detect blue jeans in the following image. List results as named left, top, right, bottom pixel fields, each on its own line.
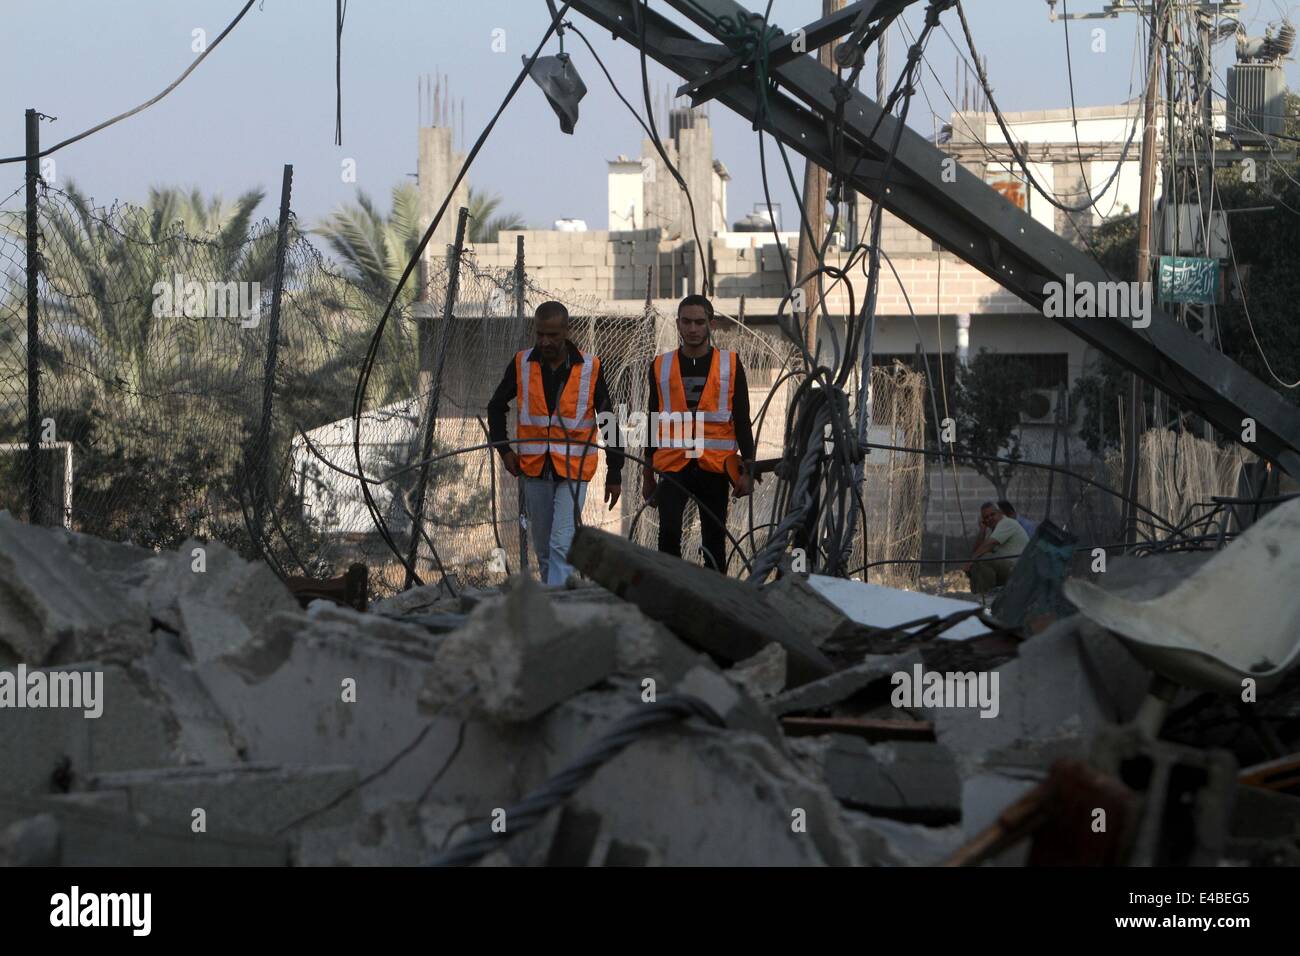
left=522, top=477, right=588, bottom=586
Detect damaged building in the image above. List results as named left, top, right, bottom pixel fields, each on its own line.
left=1, top=500, right=1298, bottom=867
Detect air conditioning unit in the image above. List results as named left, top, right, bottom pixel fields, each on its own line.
left=1021, top=388, right=1061, bottom=424
left=1226, top=63, right=1288, bottom=142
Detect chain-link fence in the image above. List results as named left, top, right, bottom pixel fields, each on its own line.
left=1, top=181, right=931, bottom=597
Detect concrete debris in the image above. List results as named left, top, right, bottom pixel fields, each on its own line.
left=0, top=813, right=61, bottom=867
left=932, top=615, right=1149, bottom=775
left=569, top=527, right=834, bottom=686
left=724, top=642, right=787, bottom=700
left=1, top=663, right=197, bottom=795
left=0, top=512, right=151, bottom=665
left=806, top=575, right=992, bottom=642
left=769, top=649, right=922, bottom=717
left=137, top=538, right=301, bottom=668
left=85, top=764, right=362, bottom=834
left=422, top=575, right=618, bottom=722
left=1, top=513, right=1295, bottom=867
left=822, top=737, right=962, bottom=824
left=678, top=665, right=784, bottom=748
left=371, top=575, right=462, bottom=618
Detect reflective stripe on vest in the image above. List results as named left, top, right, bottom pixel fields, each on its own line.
left=514, top=347, right=600, bottom=481
left=652, top=348, right=738, bottom=474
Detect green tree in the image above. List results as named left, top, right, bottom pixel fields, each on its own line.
left=0, top=181, right=332, bottom=557
left=468, top=187, right=525, bottom=244
left=315, top=181, right=422, bottom=306
left=951, top=349, right=1037, bottom=500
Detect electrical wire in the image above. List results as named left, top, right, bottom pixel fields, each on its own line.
left=950, top=0, right=1143, bottom=215
left=0, top=0, right=260, bottom=165
left=349, top=3, right=573, bottom=589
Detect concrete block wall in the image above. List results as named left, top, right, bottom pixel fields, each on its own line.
left=454, top=231, right=1034, bottom=319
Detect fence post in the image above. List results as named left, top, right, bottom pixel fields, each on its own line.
left=514, top=233, right=529, bottom=576
left=25, top=108, right=43, bottom=526
left=403, top=205, right=469, bottom=588
left=252, top=163, right=293, bottom=555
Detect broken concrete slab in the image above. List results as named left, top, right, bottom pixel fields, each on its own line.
left=756, top=573, right=856, bottom=646
left=769, top=649, right=922, bottom=717
left=0, top=511, right=151, bottom=665
left=135, top=537, right=300, bottom=668
left=0, top=663, right=196, bottom=795
left=189, top=606, right=544, bottom=809
left=537, top=591, right=705, bottom=688
left=422, top=576, right=618, bottom=723
left=806, top=575, right=992, bottom=641
left=543, top=693, right=861, bottom=865
left=726, top=642, right=787, bottom=700
left=569, top=527, right=834, bottom=687
left=823, top=737, right=962, bottom=824
left=931, top=616, right=1149, bottom=775
left=0, top=791, right=288, bottom=866
left=371, top=575, right=462, bottom=618
left=0, top=813, right=60, bottom=866
left=846, top=812, right=966, bottom=866
left=134, top=631, right=243, bottom=765
left=85, top=764, right=362, bottom=835
left=678, top=665, right=784, bottom=748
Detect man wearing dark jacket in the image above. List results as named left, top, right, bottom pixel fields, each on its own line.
left=487, top=301, right=623, bottom=585
left=642, top=294, right=755, bottom=573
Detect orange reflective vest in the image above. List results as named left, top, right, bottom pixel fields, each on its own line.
left=514, top=348, right=601, bottom=481
left=652, top=348, right=738, bottom=474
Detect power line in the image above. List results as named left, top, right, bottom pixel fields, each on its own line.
left=950, top=0, right=1143, bottom=214
left=0, top=0, right=260, bottom=166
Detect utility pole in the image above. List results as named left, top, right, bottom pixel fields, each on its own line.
left=404, top=206, right=469, bottom=589
left=1125, top=0, right=1167, bottom=545
left=795, top=0, right=844, bottom=361
left=24, top=109, right=42, bottom=526
left=252, top=163, right=293, bottom=556
left=514, top=234, right=529, bottom=576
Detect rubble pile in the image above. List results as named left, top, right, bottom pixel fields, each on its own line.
left=1, top=510, right=1297, bottom=867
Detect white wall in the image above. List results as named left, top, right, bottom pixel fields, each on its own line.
left=607, top=161, right=643, bottom=231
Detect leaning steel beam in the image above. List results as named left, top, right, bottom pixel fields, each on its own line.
left=567, top=0, right=1300, bottom=476
left=677, top=0, right=914, bottom=105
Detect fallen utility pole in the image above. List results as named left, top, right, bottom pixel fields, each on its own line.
left=564, top=0, right=1300, bottom=477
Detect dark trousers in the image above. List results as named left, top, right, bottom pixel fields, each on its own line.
left=656, top=463, right=731, bottom=572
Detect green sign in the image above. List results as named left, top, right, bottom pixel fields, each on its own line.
left=1158, top=256, right=1219, bottom=305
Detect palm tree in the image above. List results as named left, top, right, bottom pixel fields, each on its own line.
left=0, top=181, right=288, bottom=543
left=315, top=182, right=422, bottom=305
left=468, top=187, right=525, bottom=244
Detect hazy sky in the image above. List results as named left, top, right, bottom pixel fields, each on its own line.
left=2, top=1, right=1296, bottom=234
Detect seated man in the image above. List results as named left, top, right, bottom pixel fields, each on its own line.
left=997, top=498, right=1038, bottom=537
left=963, top=501, right=1029, bottom=593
